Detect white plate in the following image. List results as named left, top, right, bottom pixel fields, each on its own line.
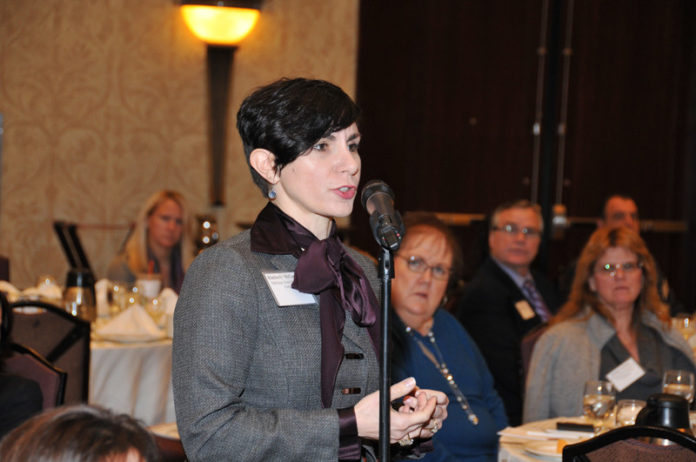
left=524, top=440, right=562, bottom=460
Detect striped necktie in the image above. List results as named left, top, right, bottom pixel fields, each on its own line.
left=521, top=279, right=551, bottom=322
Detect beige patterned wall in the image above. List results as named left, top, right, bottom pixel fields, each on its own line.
left=0, top=0, right=358, bottom=288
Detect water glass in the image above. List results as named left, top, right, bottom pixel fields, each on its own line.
left=662, top=370, right=695, bottom=403
left=583, top=380, right=616, bottom=431
left=615, top=399, right=646, bottom=426
left=672, top=314, right=696, bottom=343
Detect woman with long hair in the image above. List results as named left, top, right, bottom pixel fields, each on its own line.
left=524, top=226, right=696, bottom=421
left=107, top=190, right=194, bottom=293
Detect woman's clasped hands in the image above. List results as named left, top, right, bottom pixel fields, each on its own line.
left=354, top=377, right=448, bottom=445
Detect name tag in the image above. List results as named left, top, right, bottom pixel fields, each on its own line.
left=514, top=300, right=536, bottom=320
left=606, top=357, right=645, bottom=392
left=262, top=271, right=316, bottom=307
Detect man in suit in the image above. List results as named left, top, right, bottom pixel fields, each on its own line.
left=455, top=200, right=559, bottom=426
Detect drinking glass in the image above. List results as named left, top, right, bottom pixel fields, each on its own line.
left=672, top=314, right=696, bottom=343
left=662, top=370, right=695, bottom=403
left=583, top=380, right=616, bottom=431
left=615, top=399, right=646, bottom=426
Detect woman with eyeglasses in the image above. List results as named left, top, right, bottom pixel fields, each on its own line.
left=391, top=212, right=508, bottom=462
left=524, top=226, right=696, bottom=422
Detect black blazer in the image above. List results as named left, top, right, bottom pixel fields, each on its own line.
left=454, top=257, right=559, bottom=426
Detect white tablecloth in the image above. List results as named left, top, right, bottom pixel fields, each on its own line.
left=498, top=417, right=592, bottom=462
left=89, top=338, right=175, bottom=426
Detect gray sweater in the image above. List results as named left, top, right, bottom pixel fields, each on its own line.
left=523, top=308, right=696, bottom=422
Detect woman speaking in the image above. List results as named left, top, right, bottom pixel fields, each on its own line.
left=172, top=78, right=447, bottom=461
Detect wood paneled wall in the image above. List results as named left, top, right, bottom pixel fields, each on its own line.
left=354, top=0, right=696, bottom=309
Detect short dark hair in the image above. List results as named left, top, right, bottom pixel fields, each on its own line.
left=489, top=199, right=544, bottom=233
left=0, top=405, right=160, bottom=462
left=236, top=78, right=360, bottom=197
left=600, top=193, right=636, bottom=220
left=402, top=211, right=464, bottom=289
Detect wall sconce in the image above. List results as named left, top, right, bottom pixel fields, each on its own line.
left=181, top=0, right=262, bottom=206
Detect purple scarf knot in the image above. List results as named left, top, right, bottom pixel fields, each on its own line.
left=293, top=237, right=378, bottom=329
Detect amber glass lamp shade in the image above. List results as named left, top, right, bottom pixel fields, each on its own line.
left=181, top=1, right=260, bottom=46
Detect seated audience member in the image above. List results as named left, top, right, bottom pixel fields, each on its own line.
left=558, top=194, right=683, bottom=314
left=0, top=404, right=159, bottom=461
left=107, top=190, right=194, bottom=294
left=392, top=212, right=508, bottom=461
left=524, top=226, right=696, bottom=422
left=0, top=296, right=43, bottom=439
left=455, top=200, right=560, bottom=426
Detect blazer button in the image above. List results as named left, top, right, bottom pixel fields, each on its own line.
left=341, top=387, right=361, bottom=395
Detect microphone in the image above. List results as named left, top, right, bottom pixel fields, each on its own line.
left=361, top=180, right=405, bottom=251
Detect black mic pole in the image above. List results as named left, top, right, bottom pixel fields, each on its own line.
left=361, top=180, right=404, bottom=462
left=378, top=246, right=394, bottom=462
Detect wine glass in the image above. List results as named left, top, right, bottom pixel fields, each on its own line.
left=662, top=370, right=695, bottom=403
left=672, top=314, right=696, bottom=343
left=583, top=380, right=616, bottom=431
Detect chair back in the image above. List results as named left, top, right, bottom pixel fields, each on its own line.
left=4, top=342, right=67, bottom=409
left=563, top=425, right=696, bottom=462
left=520, top=323, right=548, bottom=382
left=153, top=434, right=188, bottom=462
left=8, top=300, right=90, bottom=404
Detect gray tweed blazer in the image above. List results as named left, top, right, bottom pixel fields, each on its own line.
left=172, top=230, right=380, bottom=461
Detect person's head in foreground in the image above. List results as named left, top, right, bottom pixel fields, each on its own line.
left=0, top=405, right=159, bottom=462
left=392, top=212, right=462, bottom=334
left=557, top=225, right=668, bottom=325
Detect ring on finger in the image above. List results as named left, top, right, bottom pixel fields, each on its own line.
left=398, top=432, right=414, bottom=447
left=430, top=421, right=439, bottom=433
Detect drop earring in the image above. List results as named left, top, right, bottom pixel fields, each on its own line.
left=268, top=189, right=277, bottom=200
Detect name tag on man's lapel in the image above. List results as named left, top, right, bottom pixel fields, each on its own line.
left=514, top=300, right=536, bottom=320
left=262, top=271, right=316, bottom=306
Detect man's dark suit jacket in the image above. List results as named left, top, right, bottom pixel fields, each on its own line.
left=455, top=257, right=560, bottom=426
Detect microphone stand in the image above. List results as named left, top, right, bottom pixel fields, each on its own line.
left=378, top=247, right=394, bottom=462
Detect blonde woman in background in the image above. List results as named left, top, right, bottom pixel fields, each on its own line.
left=107, top=190, right=194, bottom=293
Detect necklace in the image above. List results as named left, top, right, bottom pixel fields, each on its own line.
left=405, top=326, right=480, bottom=425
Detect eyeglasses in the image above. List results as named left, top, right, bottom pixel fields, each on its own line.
left=397, top=255, right=451, bottom=281
left=491, top=224, right=541, bottom=238
left=594, top=261, right=643, bottom=278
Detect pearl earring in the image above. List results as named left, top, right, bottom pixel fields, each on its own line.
left=268, top=189, right=277, bottom=200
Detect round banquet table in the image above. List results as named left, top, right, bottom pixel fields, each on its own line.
left=89, top=338, right=175, bottom=426
left=498, top=417, right=593, bottom=462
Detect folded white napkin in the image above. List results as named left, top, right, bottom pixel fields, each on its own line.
left=158, top=288, right=178, bottom=315
left=0, top=280, right=20, bottom=301
left=0, top=280, right=63, bottom=303
left=95, top=303, right=165, bottom=342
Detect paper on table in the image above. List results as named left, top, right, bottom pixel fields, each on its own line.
left=498, top=417, right=592, bottom=443
left=94, top=303, right=165, bottom=342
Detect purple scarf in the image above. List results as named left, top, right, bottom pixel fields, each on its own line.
left=251, top=203, right=380, bottom=408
